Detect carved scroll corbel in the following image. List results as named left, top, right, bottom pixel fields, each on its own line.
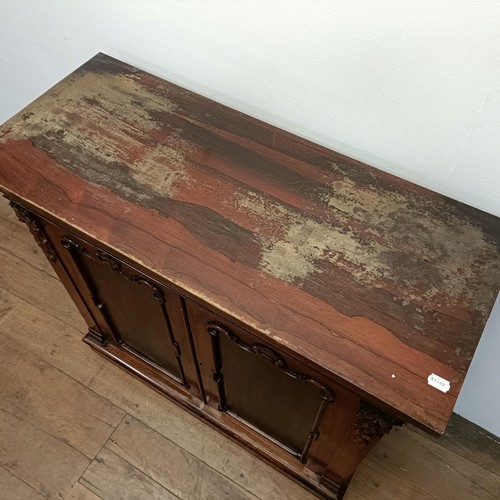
left=353, top=400, right=403, bottom=447
left=10, top=201, right=57, bottom=262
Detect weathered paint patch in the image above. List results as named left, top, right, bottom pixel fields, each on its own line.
left=129, top=139, right=191, bottom=197
left=1, top=71, right=189, bottom=199
left=235, top=185, right=500, bottom=321
left=235, top=189, right=391, bottom=282
left=323, top=161, right=500, bottom=316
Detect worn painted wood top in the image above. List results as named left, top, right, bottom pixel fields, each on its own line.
left=1, top=53, right=499, bottom=434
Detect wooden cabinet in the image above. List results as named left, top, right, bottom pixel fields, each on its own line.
left=8, top=200, right=398, bottom=498
left=1, top=53, right=500, bottom=499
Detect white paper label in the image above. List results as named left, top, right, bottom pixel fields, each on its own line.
left=427, top=373, right=450, bottom=393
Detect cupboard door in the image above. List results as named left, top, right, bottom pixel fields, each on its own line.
left=44, top=226, right=192, bottom=387
left=188, top=302, right=335, bottom=462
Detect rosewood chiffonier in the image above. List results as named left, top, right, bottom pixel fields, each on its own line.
left=1, top=53, right=499, bottom=499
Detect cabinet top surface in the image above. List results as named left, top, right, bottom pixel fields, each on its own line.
left=1, top=53, right=499, bottom=433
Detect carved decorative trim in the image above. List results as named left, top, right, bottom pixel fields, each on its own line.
left=207, top=323, right=334, bottom=402
left=353, top=400, right=402, bottom=447
left=10, top=201, right=57, bottom=262
left=207, top=322, right=334, bottom=462
left=60, top=237, right=166, bottom=303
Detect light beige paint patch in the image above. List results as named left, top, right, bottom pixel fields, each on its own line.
left=130, top=139, right=191, bottom=197
left=235, top=190, right=392, bottom=283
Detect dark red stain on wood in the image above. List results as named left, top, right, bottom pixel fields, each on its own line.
left=1, top=53, right=500, bottom=434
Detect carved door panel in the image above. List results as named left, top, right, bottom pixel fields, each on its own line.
left=40, top=221, right=199, bottom=392
left=187, top=301, right=340, bottom=465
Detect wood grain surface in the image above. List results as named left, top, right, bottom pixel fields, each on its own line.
left=1, top=53, right=499, bottom=433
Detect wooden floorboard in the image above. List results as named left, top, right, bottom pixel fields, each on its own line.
left=411, top=413, right=500, bottom=477
left=366, top=427, right=499, bottom=499
left=0, top=333, right=124, bottom=460
left=347, top=459, right=436, bottom=500
left=65, top=482, right=102, bottom=500
left=106, top=415, right=257, bottom=499
left=0, top=195, right=499, bottom=500
left=0, top=244, right=85, bottom=329
left=81, top=447, right=180, bottom=500
left=0, top=408, right=89, bottom=498
left=0, top=287, right=105, bottom=386
left=0, top=465, right=47, bottom=500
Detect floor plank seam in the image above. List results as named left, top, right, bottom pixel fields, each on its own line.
left=72, top=481, right=105, bottom=500
left=407, top=434, right=499, bottom=498
left=409, top=424, right=500, bottom=478
left=363, top=457, right=441, bottom=500
left=0, top=463, right=48, bottom=498
left=78, top=476, right=106, bottom=499
left=110, top=414, right=262, bottom=500
left=68, top=411, right=129, bottom=500
left=0, top=303, right=15, bottom=326
left=91, top=444, right=182, bottom=500
left=0, top=245, right=59, bottom=281
left=0, top=406, right=90, bottom=462
left=0, top=282, right=84, bottom=332
left=0, top=323, right=103, bottom=394
left=85, top=362, right=107, bottom=389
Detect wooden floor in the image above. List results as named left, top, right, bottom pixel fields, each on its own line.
left=0, top=196, right=499, bottom=500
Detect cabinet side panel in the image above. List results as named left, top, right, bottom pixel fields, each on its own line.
left=8, top=200, right=99, bottom=332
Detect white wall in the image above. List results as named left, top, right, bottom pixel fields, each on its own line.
left=1, top=1, right=499, bottom=436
